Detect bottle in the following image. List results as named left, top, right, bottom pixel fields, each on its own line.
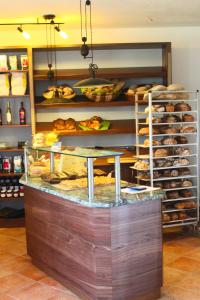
left=6, top=101, right=12, bottom=125
left=0, top=108, right=2, bottom=125
left=19, top=102, right=26, bottom=125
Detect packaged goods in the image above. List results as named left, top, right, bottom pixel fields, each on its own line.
left=9, top=56, right=17, bottom=70
left=20, top=55, right=28, bottom=70
left=0, top=55, right=8, bottom=71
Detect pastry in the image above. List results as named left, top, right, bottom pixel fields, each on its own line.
left=170, top=180, right=181, bottom=188
left=178, top=212, right=188, bottom=220
left=180, top=190, right=193, bottom=198
left=160, top=127, right=179, bottom=134
left=166, top=191, right=180, bottom=199
left=53, top=118, right=66, bottom=130
left=65, top=118, right=76, bottom=131
left=163, top=213, right=171, bottom=222
left=179, top=168, right=191, bottom=176
left=145, top=105, right=165, bottom=113
left=146, top=117, right=162, bottom=124
left=153, top=171, right=161, bottom=179
left=163, top=169, right=179, bottom=177
left=180, top=126, right=196, bottom=133
left=161, top=137, right=177, bottom=145
left=165, top=103, right=174, bottom=112
left=184, top=201, right=197, bottom=209
left=154, top=148, right=170, bottom=157
left=167, top=83, right=184, bottom=91
left=174, top=102, right=191, bottom=112
left=181, top=179, right=193, bottom=187
left=182, top=114, right=195, bottom=122
left=154, top=182, right=163, bottom=188
left=175, top=202, right=185, bottom=209
left=174, top=147, right=191, bottom=156
left=171, top=213, right=179, bottom=221
left=173, top=158, right=190, bottom=166
left=144, top=139, right=161, bottom=146
left=162, top=114, right=181, bottom=123
left=139, top=127, right=160, bottom=135
left=134, top=160, right=149, bottom=170
left=175, top=136, right=188, bottom=144
left=151, top=85, right=167, bottom=91
left=163, top=159, right=174, bottom=167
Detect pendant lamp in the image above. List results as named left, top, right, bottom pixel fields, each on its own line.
left=73, top=0, right=113, bottom=88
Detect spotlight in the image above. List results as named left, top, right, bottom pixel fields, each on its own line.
left=17, top=26, right=30, bottom=40
left=54, top=25, right=68, bottom=39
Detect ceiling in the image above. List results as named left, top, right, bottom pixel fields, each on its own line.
left=0, top=0, right=200, bottom=29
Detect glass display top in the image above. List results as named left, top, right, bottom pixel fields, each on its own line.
left=26, top=146, right=123, bottom=158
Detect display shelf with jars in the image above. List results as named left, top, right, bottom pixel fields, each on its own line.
left=133, top=87, right=199, bottom=228
left=0, top=47, right=32, bottom=227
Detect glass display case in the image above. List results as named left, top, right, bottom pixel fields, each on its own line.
left=23, top=146, right=123, bottom=205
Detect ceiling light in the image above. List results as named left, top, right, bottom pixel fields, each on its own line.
left=73, top=0, right=113, bottom=88
left=17, top=26, right=30, bottom=40
left=54, top=25, right=68, bottom=39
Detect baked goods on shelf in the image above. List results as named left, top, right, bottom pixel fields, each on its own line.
left=133, top=160, right=149, bottom=170
left=144, top=139, right=161, bottom=146
left=167, top=83, right=184, bottom=91
left=162, top=114, right=181, bottom=123
left=79, top=116, right=103, bottom=130
left=165, top=103, right=174, bottom=112
left=174, top=147, right=191, bottom=156
left=166, top=191, right=180, bottom=199
left=182, top=114, right=195, bottom=122
left=145, top=105, right=165, bottom=113
left=163, top=169, right=179, bottom=177
left=175, top=136, right=188, bottom=144
left=53, top=118, right=76, bottom=131
left=173, top=158, right=190, bottom=166
left=181, top=179, right=193, bottom=187
left=178, top=212, right=188, bottom=220
left=174, top=102, right=191, bottom=112
left=161, top=137, right=177, bottom=145
left=155, top=159, right=173, bottom=168
left=180, top=190, right=193, bottom=198
left=179, top=168, right=191, bottom=176
left=171, top=213, right=179, bottom=221
left=160, top=127, right=179, bottom=134
left=180, top=126, right=196, bottom=133
left=154, top=148, right=170, bottom=157
left=163, top=213, right=171, bottom=222
left=139, top=127, right=160, bottom=135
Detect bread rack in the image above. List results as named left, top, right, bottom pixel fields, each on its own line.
left=134, top=90, right=199, bottom=228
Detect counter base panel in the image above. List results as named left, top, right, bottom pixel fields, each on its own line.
left=24, top=186, right=162, bottom=300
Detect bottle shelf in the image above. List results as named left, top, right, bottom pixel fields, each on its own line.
left=0, top=124, right=31, bottom=128
left=0, top=172, right=23, bottom=177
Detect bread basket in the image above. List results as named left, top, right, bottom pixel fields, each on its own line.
left=81, top=81, right=125, bottom=102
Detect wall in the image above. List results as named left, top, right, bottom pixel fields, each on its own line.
left=0, top=26, right=199, bottom=146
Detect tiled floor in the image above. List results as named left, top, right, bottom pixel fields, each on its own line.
left=0, top=228, right=200, bottom=300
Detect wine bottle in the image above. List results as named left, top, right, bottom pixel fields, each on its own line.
left=19, top=101, right=26, bottom=125
left=0, top=108, right=2, bottom=125
left=6, top=101, right=12, bottom=125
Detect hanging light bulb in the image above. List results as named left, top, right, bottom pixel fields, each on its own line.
left=54, top=25, right=68, bottom=39
left=17, top=26, right=30, bottom=40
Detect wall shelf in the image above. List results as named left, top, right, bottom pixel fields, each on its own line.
left=0, top=172, right=23, bottom=177
left=36, top=119, right=136, bottom=136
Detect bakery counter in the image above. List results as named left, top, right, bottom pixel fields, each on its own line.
left=21, top=177, right=163, bottom=300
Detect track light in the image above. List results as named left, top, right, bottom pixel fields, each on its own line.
left=17, top=26, right=30, bottom=40
left=54, top=25, right=68, bottom=39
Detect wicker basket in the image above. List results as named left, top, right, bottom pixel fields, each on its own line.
left=82, top=81, right=125, bottom=102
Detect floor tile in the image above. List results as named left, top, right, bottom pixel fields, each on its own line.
left=0, top=295, right=16, bottom=300
left=163, top=266, right=188, bottom=288
left=0, top=273, right=34, bottom=294
left=8, top=282, right=68, bottom=300
left=18, top=263, right=46, bottom=281
left=0, top=256, right=31, bottom=278
left=167, top=256, right=200, bottom=273
left=39, top=276, right=68, bottom=291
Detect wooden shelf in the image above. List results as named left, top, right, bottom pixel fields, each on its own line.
left=0, top=124, right=31, bottom=128
left=0, top=217, right=25, bottom=228
left=0, top=148, right=24, bottom=153
left=36, top=119, right=135, bottom=136
left=0, top=197, right=24, bottom=201
left=33, top=67, right=166, bottom=81
left=35, top=95, right=135, bottom=109
left=0, top=173, right=23, bottom=177
left=0, top=70, right=28, bottom=73
left=0, top=95, right=29, bottom=98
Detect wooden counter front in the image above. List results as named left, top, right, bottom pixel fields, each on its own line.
left=24, top=186, right=162, bottom=300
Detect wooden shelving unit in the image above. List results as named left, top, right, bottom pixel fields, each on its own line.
left=0, top=217, right=25, bottom=228
left=33, top=67, right=166, bottom=81
left=0, top=95, right=30, bottom=98
left=36, top=119, right=135, bottom=135
left=0, top=124, right=31, bottom=128
left=0, top=172, right=23, bottom=177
